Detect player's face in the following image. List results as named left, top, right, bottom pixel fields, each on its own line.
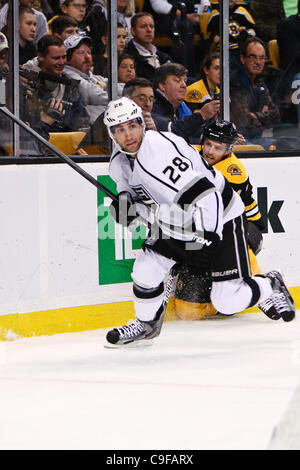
left=202, top=138, right=228, bottom=165
left=112, top=120, right=144, bottom=155
left=204, top=58, right=220, bottom=87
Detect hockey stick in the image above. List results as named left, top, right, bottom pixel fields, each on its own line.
left=145, top=264, right=179, bottom=340
left=0, top=106, right=118, bottom=202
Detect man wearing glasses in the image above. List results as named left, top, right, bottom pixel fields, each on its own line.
left=122, top=77, right=157, bottom=131
left=230, top=37, right=280, bottom=149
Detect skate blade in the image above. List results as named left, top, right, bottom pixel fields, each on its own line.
left=104, top=339, right=154, bottom=349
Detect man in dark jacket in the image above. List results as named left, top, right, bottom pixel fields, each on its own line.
left=124, top=12, right=172, bottom=83
left=152, top=62, right=220, bottom=143
left=230, top=37, right=280, bottom=148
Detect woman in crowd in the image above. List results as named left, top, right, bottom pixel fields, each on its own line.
left=185, top=52, right=220, bottom=113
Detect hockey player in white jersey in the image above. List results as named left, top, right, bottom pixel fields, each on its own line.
left=103, top=97, right=295, bottom=346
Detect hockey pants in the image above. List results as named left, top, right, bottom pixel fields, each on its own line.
left=131, top=248, right=273, bottom=321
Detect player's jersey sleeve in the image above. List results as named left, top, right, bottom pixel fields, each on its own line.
left=214, top=152, right=264, bottom=229
left=109, top=149, right=136, bottom=196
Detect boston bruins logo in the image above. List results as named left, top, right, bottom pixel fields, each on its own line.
left=227, top=164, right=242, bottom=176
left=229, top=20, right=241, bottom=38
left=186, top=90, right=202, bottom=101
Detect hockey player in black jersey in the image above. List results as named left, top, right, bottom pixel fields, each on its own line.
left=103, top=97, right=295, bottom=346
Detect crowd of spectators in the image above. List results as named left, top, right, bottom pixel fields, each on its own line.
left=0, top=0, right=299, bottom=155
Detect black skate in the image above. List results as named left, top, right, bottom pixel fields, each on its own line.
left=258, top=271, right=295, bottom=322
left=106, top=317, right=162, bottom=346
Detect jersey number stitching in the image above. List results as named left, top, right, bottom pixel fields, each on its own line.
left=163, top=157, right=189, bottom=184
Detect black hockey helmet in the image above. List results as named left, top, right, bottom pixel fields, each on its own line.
left=202, top=119, right=239, bottom=146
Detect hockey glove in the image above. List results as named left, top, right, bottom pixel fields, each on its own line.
left=109, top=191, right=137, bottom=227
left=247, top=221, right=263, bottom=255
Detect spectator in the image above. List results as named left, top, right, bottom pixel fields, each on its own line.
left=249, top=0, right=285, bottom=43
left=0, top=32, right=8, bottom=75
left=207, top=0, right=256, bottom=69
left=230, top=37, right=280, bottom=148
left=152, top=62, right=220, bottom=142
left=185, top=52, right=220, bottom=113
left=21, top=34, right=89, bottom=132
left=143, top=0, right=203, bottom=36
left=117, top=53, right=136, bottom=84
left=63, top=34, right=123, bottom=124
left=51, top=14, right=79, bottom=40
left=122, top=77, right=157, bottom=130
left=34, top=0, right=54, bottom=20
left=0, top=0, right=49, bottom=44
left=124, top=12, right=172, bottom=83
left=48, top=0, right=90, bottom=37
left=19, top=6, right=37, bottom=65
left=89, top=0, right=135, bottom=36
left=277, top=2, right=300, bottom=100
left=93, top=22, right=127, bottom=77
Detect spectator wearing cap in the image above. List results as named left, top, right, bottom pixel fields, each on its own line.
left=63, top=34, right=123, bottom=123
left=124, top=12, right=172, bottom=83
left=21, top=34, right=89, bottom=132
left=0, top=0, right=48, bottom=44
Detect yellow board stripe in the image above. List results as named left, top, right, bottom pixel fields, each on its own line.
left=0, top=287, right=299, bottom=341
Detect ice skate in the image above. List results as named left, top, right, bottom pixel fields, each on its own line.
left=106, top=317, right=162, bottom=346
left=259, top=271, right=295, bottom=322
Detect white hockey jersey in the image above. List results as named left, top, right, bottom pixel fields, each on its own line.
left=109, top=130, right=245, bottom=242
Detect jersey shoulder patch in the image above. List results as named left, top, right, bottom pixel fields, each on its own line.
left=214, top=153, right=247, bottom=184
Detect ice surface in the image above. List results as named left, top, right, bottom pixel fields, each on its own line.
left=0, top=312, right=299, bottom=450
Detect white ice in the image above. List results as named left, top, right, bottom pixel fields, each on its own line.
left=0, top=312, right=299, bottom=450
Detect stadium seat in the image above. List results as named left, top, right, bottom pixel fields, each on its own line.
left=268, top=39, right=280, bottom=68
left=49, top=131, right=86, bottom=155
left=233, top=144, right=265, bottom=152
left=135, top=0, right=144, bottom=12
left=199, top=11, right=213, bottom=40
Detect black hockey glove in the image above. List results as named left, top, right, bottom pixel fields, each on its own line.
left=109, top=191, right=137, bottom=227
left=247, top=221, right=263, bottom=255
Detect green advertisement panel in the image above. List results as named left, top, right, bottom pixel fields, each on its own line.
left=97, top=175, right=147, bottom=285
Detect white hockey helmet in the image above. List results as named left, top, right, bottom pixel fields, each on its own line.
left=104, top=97, right=145, bottom=147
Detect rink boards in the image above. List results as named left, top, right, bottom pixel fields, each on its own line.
left=0, top=156, right=299, bottom=340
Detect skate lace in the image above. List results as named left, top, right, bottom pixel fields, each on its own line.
left=117, top=319, right=145, bottom=339
left=272, top=292, right=290, bottom=314
left=258, top=296, right=274, bottom=312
